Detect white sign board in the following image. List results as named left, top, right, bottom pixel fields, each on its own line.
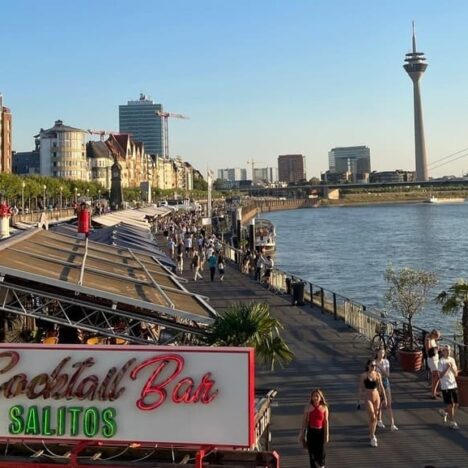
left=201, top=217, right=212, bottom=226
left=0, top=344, right=255, bottom=447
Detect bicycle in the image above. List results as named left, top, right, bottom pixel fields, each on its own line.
left=370, top=321, right=397, bottom=357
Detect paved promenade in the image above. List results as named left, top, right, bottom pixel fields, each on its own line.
left=176, top=256, right=468, bottom=468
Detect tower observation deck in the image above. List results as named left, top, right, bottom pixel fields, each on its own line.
left=404, top=22, right=429, bottom=181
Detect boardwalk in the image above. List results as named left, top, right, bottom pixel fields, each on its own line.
left=173, top=251, right=468, bottom=468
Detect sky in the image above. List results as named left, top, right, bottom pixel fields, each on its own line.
left=2, top=0, right=468, bottom=179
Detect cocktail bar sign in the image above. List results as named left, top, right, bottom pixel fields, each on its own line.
left=0, top=344, right=255, bottom=447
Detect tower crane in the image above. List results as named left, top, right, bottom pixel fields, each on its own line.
left=87, top=129, right=128, bottom=142
left=156, top=110, right=189, bottom=158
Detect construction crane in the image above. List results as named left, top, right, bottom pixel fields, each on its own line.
left=156, top=110, right=189, bottom=158
left=87, top=129, right=130, bottom=142
left=246, top=159, right=266, bottom=183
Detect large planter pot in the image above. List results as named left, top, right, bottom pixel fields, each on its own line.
left=398, top=349, right=423, bottom=372
left=456, top=375, right=468, bottom=407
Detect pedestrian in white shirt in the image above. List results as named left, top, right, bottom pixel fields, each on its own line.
left=438, top=345, right=459, bottom=429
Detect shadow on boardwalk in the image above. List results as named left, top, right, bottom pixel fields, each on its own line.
left=176, top=255, right=468, bottom=468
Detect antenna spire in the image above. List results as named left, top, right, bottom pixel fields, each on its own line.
left=412, top=21, right=417, bottom=53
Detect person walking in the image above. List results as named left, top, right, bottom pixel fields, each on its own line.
left=425, top=329, right=441, bottom=399
left=168, top=237, right=175, bottom=259
left=217, top=254, right=225, bottom=282
left=176, top=252, right=184, bottom=274
left=375, top=348, right=398, bottom=431
left=208, top=252, right=217, bottom=282
left=358, top=359, right=387, bottom=447
left=299, top=389, right=329, bottom=468
left=192, top=251, right=203, bottom=281
left=438, top=345, right=459, bottom=429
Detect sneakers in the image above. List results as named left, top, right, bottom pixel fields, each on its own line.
left=390, top=424, right=399, bottom=432
left=449, top=421, right=459, bottom=430
left=438, top=409, right=448, bottom=423
left=377, top=420, right=385, bottom=429
left=370, top=436, right=378, bottom=447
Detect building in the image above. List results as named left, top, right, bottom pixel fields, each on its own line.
left=86, top=141, right=114, bottom=189
left=119, top=94, right=163, bottom=157
left=217, top=168, right=247, bottom=182
left=404, top=23, right=429, bottom=181
left=277, top=154, right=305, bottom=184
left=369, top=170, right=415, bottom=184
left=328, top=146, right=371, bottom=182
left=37, top=120, right=88, bottom=180
left=253, top=167, right=276, bottom=185
left=0, top=94, right=12, bottom=173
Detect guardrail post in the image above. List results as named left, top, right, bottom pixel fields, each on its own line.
left=309, top=283, right=313, bottom=308
left=333, top=293, right=337, bottom=320
left=320, top=288, right=325, bottom=314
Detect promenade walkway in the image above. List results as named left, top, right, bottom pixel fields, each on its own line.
left=173, top=254, right=468, bottom=468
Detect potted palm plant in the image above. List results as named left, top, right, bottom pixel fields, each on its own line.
left=436, top=280, right=468, bottom=406
left=204, top=302, right=294, bottom=370
left=384, top=266, right=437, bottom=372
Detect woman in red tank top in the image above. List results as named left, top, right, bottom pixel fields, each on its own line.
left=299, top=389, right=329, bottom=468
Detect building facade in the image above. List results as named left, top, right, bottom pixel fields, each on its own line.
left=328, top=146, right=371, bottom=182
left=277, top=154, right=305, bottom=184
left=119, top=94, right=163, bottom=157
left=37, top=120, right=88, bottom=180
left=0, top=94, right=12, bottom=173
left=217, top=168, right=247, bottom=182
left=86, top=141, right=114, bottom=189
left=253, top=167, right=275, bottom=184
left=369, top=170, right=415, bottom=184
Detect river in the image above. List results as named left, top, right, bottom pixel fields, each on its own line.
left=263, top=202, right=468, bottom=335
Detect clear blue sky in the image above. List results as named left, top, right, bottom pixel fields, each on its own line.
left=2, top=0, right=468, bottom=178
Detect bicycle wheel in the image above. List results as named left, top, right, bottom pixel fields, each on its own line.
left=386, top=336, right=398, bottom=359
left=370, top=335, right=385, bottom=353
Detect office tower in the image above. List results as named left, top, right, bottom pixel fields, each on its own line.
left=119, top=94, right=163, bottom=156
left=328, top=146, right=371, bottom=177
left=217, top=168, right=247, bottom=181
left=0, top=94, right=12, bottom=173
left=37, top=120, right=88, bottom=180
left=404, top=23, right=428, bottom=181
left=253, top=167, right=275, bottom=184
left=277, top=154, right=305, bottom=183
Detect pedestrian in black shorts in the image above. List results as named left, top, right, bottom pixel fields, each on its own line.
left=438, top=345, right=460, bottom=429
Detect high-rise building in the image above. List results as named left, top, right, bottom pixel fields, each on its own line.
left=253, top=167, right=276, bottom=184
left=37, top=120, right=88, bottom=180
left=217, top=168, right=247, bottom=181
left=328, top=146, right=371, bottom=180
left=0, top=94, right=12, bottom=173
left=277, top=154, right=305, bottom=184
left=119, top=94, right=163, bottom=156
left=404, top=23, right=429, bottom=181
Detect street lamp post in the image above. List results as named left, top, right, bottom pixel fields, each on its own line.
left=60, top=186, right=63, bottom=209
left=74, top=187, right=78, bottom=204
left=43, top=185, right=47, bottom=210
left=21, top=181, right=26, bottom=213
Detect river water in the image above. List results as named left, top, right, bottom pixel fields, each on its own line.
left=263, top=202, right=468, bottom=335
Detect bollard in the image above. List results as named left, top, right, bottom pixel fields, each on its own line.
left=310, top=283, right=314, bottom=308
left=320, top=288, right=325, bottom=314
left=333, top=293, right=337, bottom=320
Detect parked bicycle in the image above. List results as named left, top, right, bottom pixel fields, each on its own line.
left=371, top=321, right=424, bottom=359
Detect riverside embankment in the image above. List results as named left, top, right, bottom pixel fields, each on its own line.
left=174, top=244, right=468, bottom=468
left=241, top=198, right=319, bottom=224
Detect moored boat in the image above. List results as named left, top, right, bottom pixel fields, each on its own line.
left=254, top=218, right=276, bottom=253
left=425, top=196, right=465, bottom=204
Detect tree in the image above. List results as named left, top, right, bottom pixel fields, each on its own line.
left=204, top=302, right=294, bottom=370
left=384, top=266, right=437, bottom=350
left=435, top=280, right=468, bottom=375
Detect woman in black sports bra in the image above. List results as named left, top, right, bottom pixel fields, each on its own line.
left=358, top=360, right=387, bottom=448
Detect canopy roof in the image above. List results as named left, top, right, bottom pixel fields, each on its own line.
left=0, top=229, right=215, bottom=324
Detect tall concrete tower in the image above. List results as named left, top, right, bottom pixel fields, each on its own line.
left=404, top=22, right=428, bottom=181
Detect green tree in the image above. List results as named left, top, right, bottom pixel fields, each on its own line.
left=436, top=280, right=468, bottom=375
left=205, top=302, right=294, bottom=370
left=384, top=266, right=437, bottom=350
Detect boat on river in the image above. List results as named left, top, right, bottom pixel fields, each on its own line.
left=254, top=218, right=276, bottom=253
left=425, top=196, right=466, bottom=204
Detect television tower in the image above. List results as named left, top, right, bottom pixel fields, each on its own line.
left=404, top=22, right=429, bottom=181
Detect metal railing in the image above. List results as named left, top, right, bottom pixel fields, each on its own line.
left=221, top=242, right=466, bottom=369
